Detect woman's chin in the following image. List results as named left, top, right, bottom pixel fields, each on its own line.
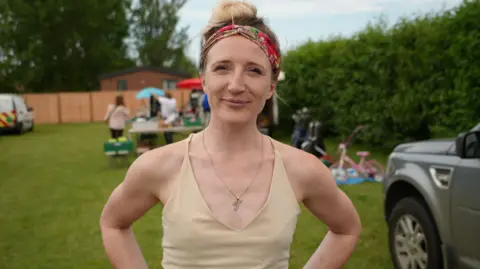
left=217, top=112, right=255, bottom=125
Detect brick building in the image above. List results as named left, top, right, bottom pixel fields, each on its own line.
left=99, top=66, right=191, bottom=91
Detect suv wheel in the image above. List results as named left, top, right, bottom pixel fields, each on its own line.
left=388, top=197, right=443, bottom=269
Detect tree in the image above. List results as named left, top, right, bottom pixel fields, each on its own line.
left=279, top=0, right=480, bottom=148
left=0, top=0, right=134, bottom=92
left=130, top=0, right=197, bottom=75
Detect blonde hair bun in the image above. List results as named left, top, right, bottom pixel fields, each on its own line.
left=209, top=0, right=258, bottom=24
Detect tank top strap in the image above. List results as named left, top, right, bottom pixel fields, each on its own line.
left=162, top=133, right=197, bottom=213
left=177, top=133, right=194, bottom=173
left=179, top=133, right=195, bottom=176
left=186, top=133, right=194, bottom=150
left=266, top=136, right=300, bottom=211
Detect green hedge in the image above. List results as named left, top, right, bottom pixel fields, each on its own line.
left=278, top=0, right=480, bottom=148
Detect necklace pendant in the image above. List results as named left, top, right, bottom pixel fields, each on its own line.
left=232, top=197, right=242, bottom=211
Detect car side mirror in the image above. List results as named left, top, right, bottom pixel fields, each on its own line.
left=27, top=107, right=34, bottom=112
left=456, top=131, right=480, bottom=159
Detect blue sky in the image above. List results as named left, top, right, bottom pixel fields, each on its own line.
left=176, top=0, right=462, bottom=65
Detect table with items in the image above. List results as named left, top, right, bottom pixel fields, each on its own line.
left=128, top=114, right=204, bottom=156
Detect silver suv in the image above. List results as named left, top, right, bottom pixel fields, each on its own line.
left=383, top=127, right=480, bottom=269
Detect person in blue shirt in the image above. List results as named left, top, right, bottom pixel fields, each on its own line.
left=202, top=92, right=210, bottom=125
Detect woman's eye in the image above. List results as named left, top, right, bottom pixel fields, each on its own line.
left=213, top=65, right=227, bottom=71
left=249, top=68, right=262, bottom=74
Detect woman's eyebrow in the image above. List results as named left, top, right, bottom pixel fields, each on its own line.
left=245, top=61, right=266, bottom=68
left=210, top=59, right=267, bottom=68
left=211, top=59, right=231, bottom=65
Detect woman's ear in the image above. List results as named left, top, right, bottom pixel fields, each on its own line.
left=200, top=74, right=208, bottom=93
left=266, top=82, right=277, bottom=99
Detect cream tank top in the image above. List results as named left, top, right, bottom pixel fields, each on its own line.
left=161, top=134, right=301, bottom=269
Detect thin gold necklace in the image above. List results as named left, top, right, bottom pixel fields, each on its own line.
left=202, top=131, right=264, bottom=211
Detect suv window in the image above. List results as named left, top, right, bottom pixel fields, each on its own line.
left=465, top=132, right=480, bottom=158
left=0, top=96, right=13, bottom=112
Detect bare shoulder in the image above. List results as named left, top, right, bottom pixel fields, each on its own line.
left=100, top=138, right=190, bottom=228
left=271, top=138, right=361, bottom=236
left=134, top=139, right=186, bottom=173
left=123, top=139, right=187, bottom=195
left=270, top=138, right=336, bottom=201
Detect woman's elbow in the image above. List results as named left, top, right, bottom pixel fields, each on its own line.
left=349, top=215, right=362, bottom=240
left=336, top=211, right=362, bottom=238
left=99, top=213, right=112, bottom=232
left=100, top=212, right=133, bottom=232
left=100, top=209, right=121, bottom=230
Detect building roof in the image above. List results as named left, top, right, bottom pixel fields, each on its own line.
left=98, top=66, right=192, bottom=80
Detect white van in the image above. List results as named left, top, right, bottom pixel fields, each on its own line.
left=0, top=94, right=34, bottom=134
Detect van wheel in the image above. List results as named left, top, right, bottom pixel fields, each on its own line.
left=388, top=197, right=443, bottom=269
left=14, top=122, right=24, bottom=135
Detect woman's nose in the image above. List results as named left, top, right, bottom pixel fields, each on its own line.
left=227, top=70, right=246, bottom=93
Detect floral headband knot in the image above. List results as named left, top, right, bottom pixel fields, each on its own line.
left=200, top=24, right=281, bottom=75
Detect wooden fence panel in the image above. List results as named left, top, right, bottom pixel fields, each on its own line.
left=23, top=94, right=60, bottom=124
left=22, top=89, right=195, bottom=124
left=169, top=90, right=184, bottom=109
left=59, top=93, right=91, bottom=123
left=91, top=92, right=117, bottom=122
left=182, top=90, right=191, bottom=107
left=174, top=90, right=192, bottom=108
left=123, top=90, right=143, bottom=115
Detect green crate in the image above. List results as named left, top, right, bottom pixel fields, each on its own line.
left=183, top=116, right=203, bottom=127
left=103, top=137, right=134, bottom=156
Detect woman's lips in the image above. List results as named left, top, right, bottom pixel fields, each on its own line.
left=222, top=99, right=250, bottom=107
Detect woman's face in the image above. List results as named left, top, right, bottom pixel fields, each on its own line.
left=202, top=36, right=276, bottom=125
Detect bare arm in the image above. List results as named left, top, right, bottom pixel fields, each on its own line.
left=123, top=106, right=130, bottom=117
left=122, top=107, right=130, bottom=122
left=151, top=93, right=167, bottom=104
left=104, top=104, right=114, bottom=121
left=300, top=155, right=362, bottom=269
left=99, top=153, right=162, bottom=269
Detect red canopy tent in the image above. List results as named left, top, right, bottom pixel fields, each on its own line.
left=177, top=78, right=202, bottom=90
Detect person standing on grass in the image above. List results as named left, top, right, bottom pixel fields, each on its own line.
left=202, top=91, right=211, bottom=125
left=155, top=92, right=177, bottom=144
left=99, top=1, right=361, bottom=269
left=104, top=95, right=129, bottom=139
left=189, top=89, right=203, bottom=117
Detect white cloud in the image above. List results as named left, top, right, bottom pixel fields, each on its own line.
left=179, top=0, right=460, bottom=21
left=179, top=9, right=211, bottom=20
left=179, top=0, right=377, bottom=20
left=255, top=0, right=380, bottom=18
left=179, top=0, right=462, bottom=63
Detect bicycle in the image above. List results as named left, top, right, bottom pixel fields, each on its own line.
left=329, top=125, right=385, bottom=182
left=301, top=119, right=335, bottom=167
left=291, top=108, right=310, bottom=149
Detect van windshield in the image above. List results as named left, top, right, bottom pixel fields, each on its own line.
left=0, top=96, right=13, bottom=112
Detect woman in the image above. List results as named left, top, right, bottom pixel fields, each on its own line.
left=99, top=1, right=361, bottom=268
left=104, top=95, right=129, bottom=139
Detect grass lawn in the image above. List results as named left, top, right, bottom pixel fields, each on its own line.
left=0, top=123, right=393, bottom=269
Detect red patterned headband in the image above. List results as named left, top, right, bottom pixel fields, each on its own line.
left=200, top=24, right=281, bottom=75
